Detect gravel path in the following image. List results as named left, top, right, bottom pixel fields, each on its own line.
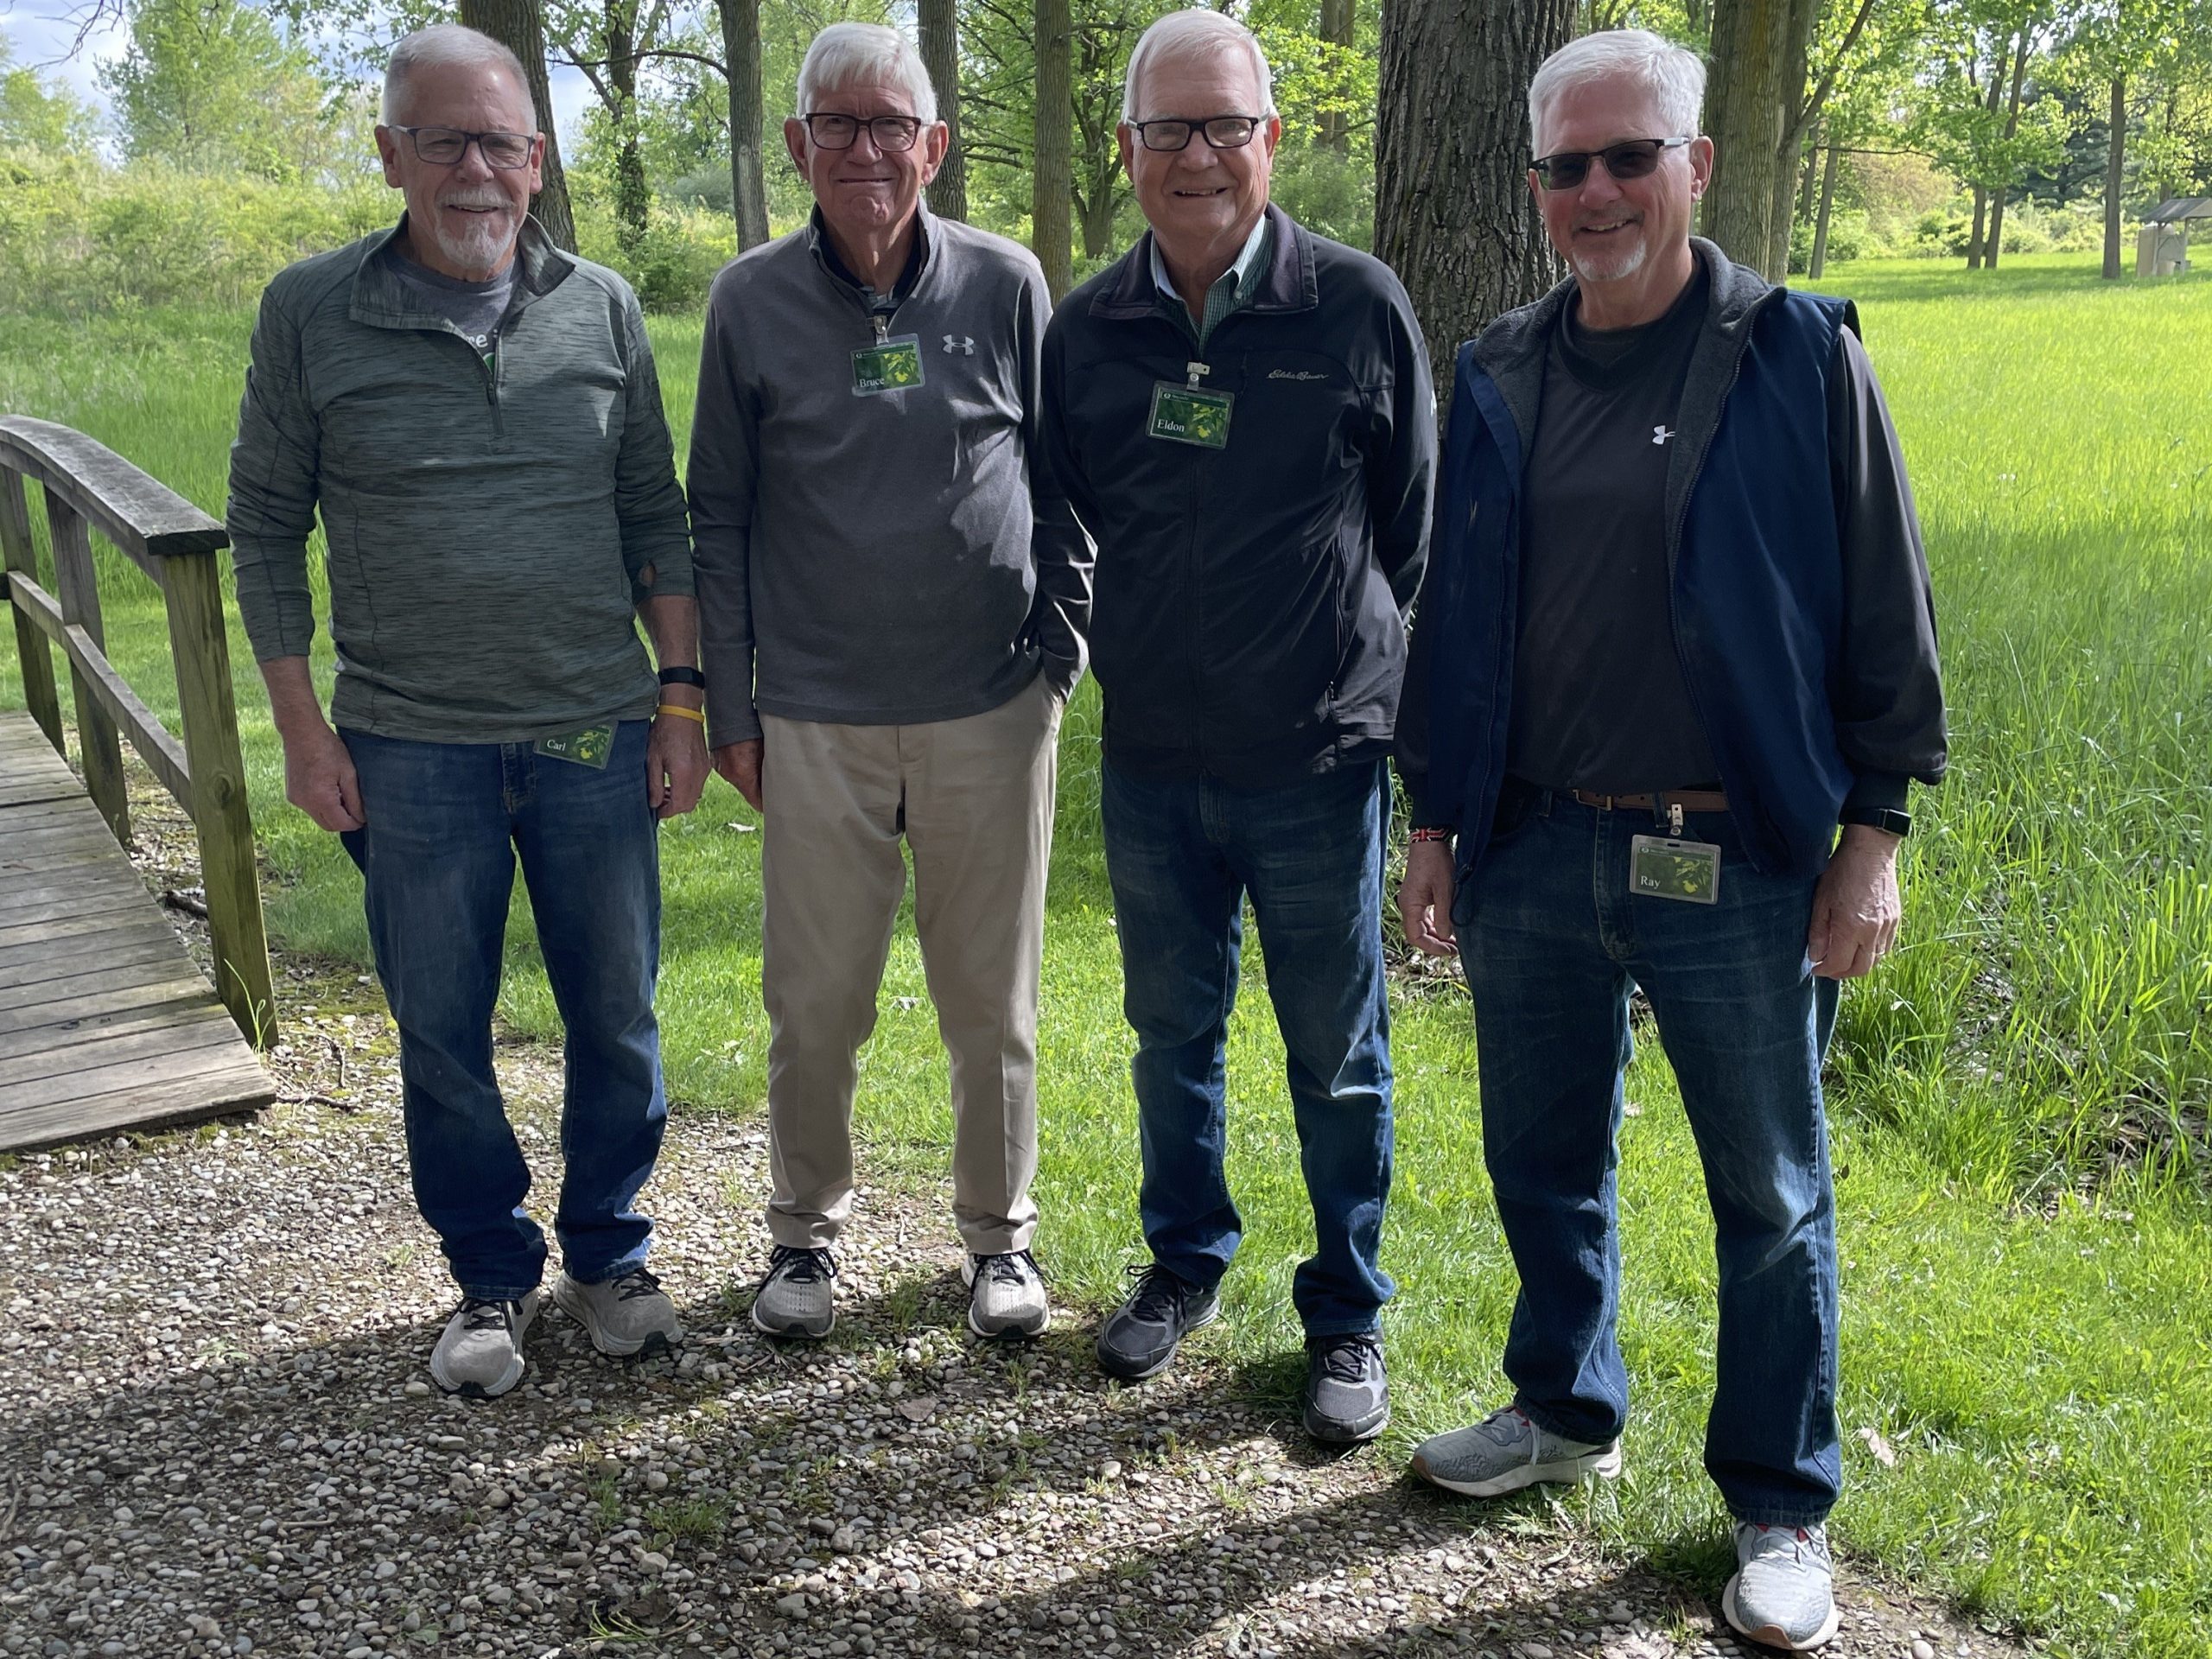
left=0, top=779, right=2031, bottom=1659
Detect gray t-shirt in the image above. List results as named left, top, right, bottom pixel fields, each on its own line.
left=388, top=251, right=517, bottom=353
left=1508, top=266, right=1720, bottom=795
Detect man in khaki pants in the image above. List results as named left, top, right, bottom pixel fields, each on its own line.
left=689, top=22, right=1090, bottom=1339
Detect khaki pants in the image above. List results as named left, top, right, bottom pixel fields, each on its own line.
left=759, top=676, right=1060, bottom=1254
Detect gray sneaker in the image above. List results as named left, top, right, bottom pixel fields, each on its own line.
left=1724, top=1522, right=1839, bottom=1652
left=428, top=1291, right=539, bottom=1399
left=752, top=1245, right=836, bottom=1338
left=1408, top=1405, right=1623, bottom=1497
left=963, top=1249, right=1049, bottom=1338
left=1305, top=1333, right=1389, bottom=1443
left=552, top=1265, right=682, bottom=1357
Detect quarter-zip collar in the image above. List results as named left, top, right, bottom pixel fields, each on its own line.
left=1090, top=203, right=1318, bottom=323
left=807, top=204, right=934, bottom=307
left=348, top=213, right=573, bottom=334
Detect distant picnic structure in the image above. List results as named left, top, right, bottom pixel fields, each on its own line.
left=2139, top=198, right=2212, bottom=276
left=1, top=415, right=275, bottom=1154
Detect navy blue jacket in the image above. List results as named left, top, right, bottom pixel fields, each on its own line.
left=1398, top=240, right=1946, bottom=893
left=1041, top=207, right=1435, bottom=786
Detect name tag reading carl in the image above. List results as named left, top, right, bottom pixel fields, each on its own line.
left=1148, top=360, right=1232, bottom=449
left=851, top=334, right=925, bottom=396
left=536, top=725, right=614, bottom=769
left=1630, top=834, right=1721, bottom=905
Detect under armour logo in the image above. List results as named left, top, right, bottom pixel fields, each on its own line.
left=1652, top=425, right=1675, bottom=446
left=944, top=334, right=975, bottom=354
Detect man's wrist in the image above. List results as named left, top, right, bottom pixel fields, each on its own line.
left=1838, top=822, right=1903, bottom=857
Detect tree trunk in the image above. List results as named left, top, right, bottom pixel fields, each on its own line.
left=918, top=0, right=968, bottom=221
left=1983, top=29, right=2030, bottom=272
left=1032, top=0, right=1074, bottom=298
left=457, top=0, right=575, bottom=251
left=1376, top=0, right=1573, bottom=394
left=1761, top=0, right=1818, bottom=278
left=715, top=0, right=770, bottom=248
left=604, top=0, right=648, bottom=250
left=1968, top=185, right=1986, bottom=269
left=1702, top=0, right=1790, bottom=272
left=1318, top=0, right=1357, bottom=150
left=1808, top=138, right=1840, bottom=277
left=2103, top=73, right=2126, bottom=282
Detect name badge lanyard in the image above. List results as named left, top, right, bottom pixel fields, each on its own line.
left=1147, top=357, right=1236, bottom=449
left=851, top=291, right=925, bottom=397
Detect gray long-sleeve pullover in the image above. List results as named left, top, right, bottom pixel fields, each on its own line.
left=687, top=210, right=1091, bottom=748
left=226, top=219, right=694, bottom=743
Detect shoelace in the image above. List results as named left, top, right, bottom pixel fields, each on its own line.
left=976, top=1249, right=1040, bottom=1287
left=609, top=1266, right=664, bottom=1302
left=456, top=1297, right=517, bottom=1334
left=1478, top=1405, right=1534, bottom=1447
left=1313, top=1333, right=1382, bottom=1383
left=1122, top=1262, right=1196, bottom=1323
left=766, top=1245, right=836, bottom=1286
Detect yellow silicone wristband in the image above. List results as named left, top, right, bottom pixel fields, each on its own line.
left=655, top=702, right=708, bottom=724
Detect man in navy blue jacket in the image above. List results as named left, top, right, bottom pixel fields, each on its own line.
left=1040, top=8, right=1433, bottom=1445
left=1393, top=29, right=1943, bottom=1653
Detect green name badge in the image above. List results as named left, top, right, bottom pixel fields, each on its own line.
left=1630, top=834, right=1721, bottom=905
left=1147, top=382, right=1234, bottom=449
left=851, top=335, right=925, bottom=396
left=535, top=724, right=614, bottom=769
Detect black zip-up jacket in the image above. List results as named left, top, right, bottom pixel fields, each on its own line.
left=1039, top=207, right=1435, bottom=786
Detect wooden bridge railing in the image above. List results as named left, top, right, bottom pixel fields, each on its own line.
left=0, top=415, right=276, bottom=1046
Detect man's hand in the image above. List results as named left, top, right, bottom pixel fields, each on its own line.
left=713, top=739, right=764, bottom=813
left=647, top=710, right=710, bottom=819
left=1397, top=838, right=1459, bottom=957
left=283, top=721, right=365, bottom=833
left=1808, top=823, right=1903, bottom=980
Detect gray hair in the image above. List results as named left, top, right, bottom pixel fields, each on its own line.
left=382, top=24, right=537, bottom=128
left=796, top=22, right=937, bottom=125
left=1122, top=8, right=1277, bottom=124
left=1527, top=28, right=1704, bottom=152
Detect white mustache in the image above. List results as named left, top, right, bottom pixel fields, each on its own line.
left=439, top=193, right=512, bottom=212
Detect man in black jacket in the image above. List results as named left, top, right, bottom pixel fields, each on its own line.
left=1039, top=7, right=1434, bottom=1444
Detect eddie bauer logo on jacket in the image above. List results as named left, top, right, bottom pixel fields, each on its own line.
left=1268, top=369, right=1329, bottom=381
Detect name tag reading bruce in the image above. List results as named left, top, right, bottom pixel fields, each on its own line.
left=536, top=725, right=614, bottom=769
left=1630, top=834, right=1721, bottom=904
left=1148, top=382, right=1234, bottom=449
left=851, top=335, right=925, bottom=396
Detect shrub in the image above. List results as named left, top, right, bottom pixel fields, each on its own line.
left=573, top=198, right=739, bottom=314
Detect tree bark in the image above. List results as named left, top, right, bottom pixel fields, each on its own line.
left=1761, top=0, right=1819, bottom=278
left=1808, top=137, right=1840, bottom=277
left=1968, top=183, right=1986, bottom=269
left=919, top=0, right=969, bottom=221
left=458, top=0, right=576, bottom=251
left=715, top=0, right=770, bottom=248
left=1376, top=0, right=1573, bottom=394
left=605, top=0, right=648, bottom=250
left=1318, top=0, right=1357, bottom=150
left=1703, top=0, right=1791, bottom=273
left=1983, top=29, right=2030, bottom=272
left=1032, top=0, right=1074, bottom=298
left=2102, top=73, right=2126, bottom=282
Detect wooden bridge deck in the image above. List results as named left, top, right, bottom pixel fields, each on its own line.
left=0, top=710, right=273, bottom=1152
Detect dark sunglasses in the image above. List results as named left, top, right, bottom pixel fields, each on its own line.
left=802, top=112, right=925, bottom=152
left=1530, top=136, right=1692, bottom=191
left=391, top=125, right=539, bottom=169
left=1128, top=115, right=1264, bottom=153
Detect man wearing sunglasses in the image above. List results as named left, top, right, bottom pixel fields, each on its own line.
left=1394, top=29, right=1945, bottom=1651
left=226, top=24, right=703, bottom=1398
left=689, top=23, right=1090, bottom=1345
left=1039, top=8, right=1434, bottom=1445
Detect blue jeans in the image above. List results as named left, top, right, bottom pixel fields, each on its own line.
left=1100, top=757, right=1395, bottom=1337
left=340, top=721, right=666, bottom=1302
left=1457, top=787, right=1842, bottom=1526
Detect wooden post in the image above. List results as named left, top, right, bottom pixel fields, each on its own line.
left=43, top=488, right=130, bottom=844
left=162, top=550, right=276, bottom=1047
left=1, top=469, right=64, bottom=755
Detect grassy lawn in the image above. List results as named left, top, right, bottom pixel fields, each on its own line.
left=3, top=251, right=2209, bottom=1656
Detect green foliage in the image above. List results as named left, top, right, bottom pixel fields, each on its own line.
left=573, top=194, right=736, bottom=312
left=0, top=39, right=99, bottom=155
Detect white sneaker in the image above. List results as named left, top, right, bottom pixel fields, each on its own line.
left=963, top=1249, right=1049, bottom=1338
left=428, top=1291, right=539, bottom=1398
left=1724, top=1522, right=1840, bottom=1652
left=1408, top=1404, right=1623, bottom=1497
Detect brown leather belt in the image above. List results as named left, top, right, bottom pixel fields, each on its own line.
left=1568, top=789, right=1730, bottom=813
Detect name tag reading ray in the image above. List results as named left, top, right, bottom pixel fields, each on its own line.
left=1148, top=382, right=1234, bottom=448
left=1630, top=834, right=1720, bottom=904
left=852, top=334, right=925, bottom=396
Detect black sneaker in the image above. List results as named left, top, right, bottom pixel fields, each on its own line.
left=1303, top=1332, right=1389, bottom=1443
left=1096, top=1262, right=1220, bottom=1381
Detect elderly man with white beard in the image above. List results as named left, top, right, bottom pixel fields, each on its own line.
left=226, top=24, right=705, bottom=1398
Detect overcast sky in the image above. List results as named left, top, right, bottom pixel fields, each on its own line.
left=3, top=0, right=596, bottom=148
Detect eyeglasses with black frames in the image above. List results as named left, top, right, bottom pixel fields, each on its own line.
left=802, top=112, right=925, bottom=152
left=1128, top=115, right=1265, bottom=153
left=1529, top=136, right=1692, bottom=191
left=390, top=126, right=539, bottom=169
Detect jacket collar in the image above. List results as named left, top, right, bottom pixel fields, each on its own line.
left=1090, top=203, right=1317, bottom=321
left=349, top=213, right=573, bottom=332
left=806, top=204, right=936, bottom=300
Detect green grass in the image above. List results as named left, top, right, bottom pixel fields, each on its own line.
left=4, top=251, right=2210, bottom=1655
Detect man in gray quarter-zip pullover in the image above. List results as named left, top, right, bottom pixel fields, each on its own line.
left=688, top=22, right=1091, bottom=1348
left=226, top=25, right=702, bottom=1401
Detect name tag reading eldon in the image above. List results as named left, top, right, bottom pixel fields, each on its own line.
left=1630, top=834, right=1721, bottom=904
left=851, top=335, right=925, bottom=396
left=1148, top=382, right=1233, bottom=448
